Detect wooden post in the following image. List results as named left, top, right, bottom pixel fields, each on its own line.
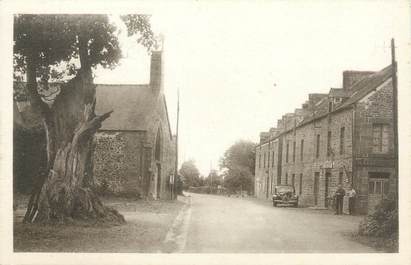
left=391, top=38, right=398, bottom=205
left=174, top=88, right=180, bottom=199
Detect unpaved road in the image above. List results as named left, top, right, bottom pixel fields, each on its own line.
left=14, top=198, right=184, bottom=252
left=180, top=193, right=375, bottom=253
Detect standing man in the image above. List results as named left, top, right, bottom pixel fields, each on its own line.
left=334, top=184, right=346, bottom=215
left=347, top=186, right=357, bottom=215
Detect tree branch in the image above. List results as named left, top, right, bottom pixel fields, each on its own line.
left=26, top=51, right=51, bottom=118
left=74, top=109, right=113, bottom=144
left=78, top=29, right=91, bottom=71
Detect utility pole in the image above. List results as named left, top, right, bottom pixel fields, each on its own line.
left=173, top=88, right=180, bottom=200
left=391, top=38, right=398, bottom=205
left=210, top=160, right=213, bottom=190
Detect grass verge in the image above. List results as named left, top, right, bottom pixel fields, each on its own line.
left=14, top=196, right=185, bottom=252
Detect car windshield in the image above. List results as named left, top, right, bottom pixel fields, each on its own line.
left=276, top=186, right=293, bottom=193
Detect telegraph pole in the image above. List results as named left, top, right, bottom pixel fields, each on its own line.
left=210, top=161, right=213, bottom=190
left=391, top=38, right=398, bottom=205
left=173, top=88, right=180, bottom=200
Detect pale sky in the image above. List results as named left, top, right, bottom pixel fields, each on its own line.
left=94, top=1, right=409, bottom=176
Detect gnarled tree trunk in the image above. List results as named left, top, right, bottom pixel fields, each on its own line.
left=23, top=61, right=124, bottom=224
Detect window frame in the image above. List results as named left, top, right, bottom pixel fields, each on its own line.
left=263, top=152, right=266, bottom=168
left=368, top=172, right=390, bottom=195
left=300, top=139, right=304, bottom=162
left=327, top=131, right=332, bottom=157
left=272, top=150, right=275, bottom=167
left=286, top=141, right=289, bottom=163
left=292, top=141, right=296, bottom=163
left=316, top=134, right=320, bottom=158
left=372, top=123, right=389, bottom=154
left=340, top=127, right=345, bottom=155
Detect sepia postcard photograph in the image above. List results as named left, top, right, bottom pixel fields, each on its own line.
left=0, top=1, right=410, bottom=265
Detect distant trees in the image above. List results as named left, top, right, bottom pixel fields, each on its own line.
left=220, top=140, right=256, bottom=194
left=179, top=160, right=202, bottom=190
left=204, top=169, right=222, bottom=188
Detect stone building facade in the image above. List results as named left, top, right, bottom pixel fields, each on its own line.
left=93, top=51, right=176, bottom=199
left=255, top=64, right=397, bottom=214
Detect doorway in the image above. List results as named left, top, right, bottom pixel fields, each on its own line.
left=314, top=172, right=320, bottom=205
left=324, top=171, right=331, bottom=207
left=156, top=163, right=161, bottom=199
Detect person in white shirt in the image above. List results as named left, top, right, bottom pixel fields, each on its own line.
left=347, top=186, right=357, bottom=215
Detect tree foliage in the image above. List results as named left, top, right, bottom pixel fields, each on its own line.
left=203, top=169, right=222, bottom=187
left=13, top=14, right=155, bottom=83
left=219, top=140, right=256, bottom=194
left=179, top=160, right=202, bottom=189
left=358, top=199, right=398, bottom=252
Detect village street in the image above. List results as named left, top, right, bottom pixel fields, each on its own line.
left=8, top=9, right=402, bottom=261
left=14, top=193, right=375, bottom=253
left=166, top=193, right=376, bottom=253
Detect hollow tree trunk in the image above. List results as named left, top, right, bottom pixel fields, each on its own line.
left=23, top=61, right=124, bottom=224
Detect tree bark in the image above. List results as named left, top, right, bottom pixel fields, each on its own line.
left=23, top=51, right=124, bottom=225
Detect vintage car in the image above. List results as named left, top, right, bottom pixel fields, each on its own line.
left=272, top=185, right=298, bottom=207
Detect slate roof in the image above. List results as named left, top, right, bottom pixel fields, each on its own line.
left=329, top=88, right=350, bottom=98
left=336, top=64, right=393, bottom=110
left=95, top=84, right=159, bottom=131
left=258, top=64, right=394, bottom=145
left=13, top=82, right=171, bottom=133
left=300, top=64, right=393, bottom=128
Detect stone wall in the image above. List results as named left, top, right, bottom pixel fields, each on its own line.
left=93, top=96, right=176, bottom=200
left=93, top=131, right=148, bottom=197
left=255, top=141, right=270, bottom=200
left=279, top=108, right=353, bottom=207
left=254, top=76, right=396, bottom=214
left=354, top=78, right=396, bottom=213
left=145, top=96, right=176, bottom=200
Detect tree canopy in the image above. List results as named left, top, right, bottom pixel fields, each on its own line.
left=13, top=14, right=155, bottom=83
left=203, top=169, right=222, bottom=188
left=219, top=140, right=256, bottom=194
left=179, top=160, right=202, bottom=189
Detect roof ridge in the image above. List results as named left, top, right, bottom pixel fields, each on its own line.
left=257, top=64, right=393, bottom=145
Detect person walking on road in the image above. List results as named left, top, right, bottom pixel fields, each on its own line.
left=347, top=186, right=356, bottom=215
left=334, top=184, right=346, bottom=215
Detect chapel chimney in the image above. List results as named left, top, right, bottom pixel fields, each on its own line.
left=150, top=50, right=163, bottom=94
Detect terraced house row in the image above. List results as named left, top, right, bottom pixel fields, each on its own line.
left=254, top=60, right=398, bottom=214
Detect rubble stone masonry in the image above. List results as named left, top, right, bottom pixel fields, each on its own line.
left=255, top=65, right=396, bottom=214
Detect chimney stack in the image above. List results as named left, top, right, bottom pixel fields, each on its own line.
left=150, top=51, right=163, bottom=94
left=260, top=132, right=270, bottom=143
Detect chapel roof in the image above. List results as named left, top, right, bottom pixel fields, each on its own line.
left=95, top=84, right=159, bottom=131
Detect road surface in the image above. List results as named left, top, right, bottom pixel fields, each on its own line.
left=169, top=193, right=375, bottom=253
